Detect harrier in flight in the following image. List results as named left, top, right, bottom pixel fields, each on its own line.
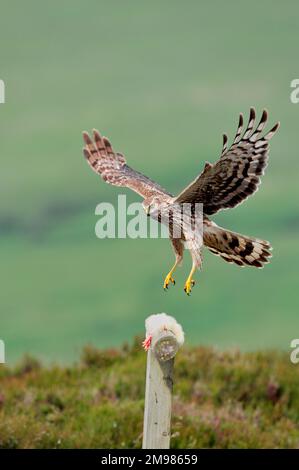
left=83, top=108, right=279, bottom=295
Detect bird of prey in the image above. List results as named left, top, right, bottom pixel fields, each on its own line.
left=83, top=108, right=279, bottom=295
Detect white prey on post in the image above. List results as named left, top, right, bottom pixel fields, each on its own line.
left=142, top=313, right=184, bottom=449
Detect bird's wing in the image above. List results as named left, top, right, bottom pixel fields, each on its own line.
left=174, top=108, right=279, bottom=215
left=83, top=130, right=171, bottom=199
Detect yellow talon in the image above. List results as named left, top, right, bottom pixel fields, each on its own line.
left=184, top=278, right=196, bottom=295
left=163, top=272, right=176, bottom=290
left=184, top=264, right=197, bottom=295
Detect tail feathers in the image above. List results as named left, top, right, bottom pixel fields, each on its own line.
left=203, top=223, right=272, bottom=268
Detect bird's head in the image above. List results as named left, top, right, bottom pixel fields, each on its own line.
left=142, top=196, right=163, bottom=217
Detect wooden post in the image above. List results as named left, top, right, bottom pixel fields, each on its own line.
left=142, top=314, right=183, bottom=449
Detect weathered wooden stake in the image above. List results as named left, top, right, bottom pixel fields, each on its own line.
left=142, top=314, right=184, bottom=449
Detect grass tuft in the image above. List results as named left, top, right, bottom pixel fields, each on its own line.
left=0, top=343, right=298, bottom=448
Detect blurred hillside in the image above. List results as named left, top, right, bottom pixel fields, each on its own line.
left=0, top=0, right=298, bottom=362
left=0, top=344, right=299, bottom=448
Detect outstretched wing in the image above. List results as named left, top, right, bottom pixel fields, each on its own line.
left=83, top=130, right=170, bottom=199
left=174, top=108, right=280, bottom=215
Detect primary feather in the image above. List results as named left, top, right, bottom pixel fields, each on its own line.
left=174, top=108, right=280, bottom=215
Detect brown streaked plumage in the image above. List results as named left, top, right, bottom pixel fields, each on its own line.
left=83, top=108, right=279, bottom=295
left=174, top=108, right=279, bottom=215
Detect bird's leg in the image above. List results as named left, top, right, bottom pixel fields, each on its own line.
left=184, top=265, right=196, bottom=295
left=163, top=259, right=179, bottom=290
left=164, top=239, right=184, bottom=290
left=184, top=249, right=202, bottom=295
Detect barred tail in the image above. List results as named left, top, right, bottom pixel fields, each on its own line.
left=203, top=222, right=272, bottom=267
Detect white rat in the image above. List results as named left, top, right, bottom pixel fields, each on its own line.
left=142, top=313, right=184, bottom=351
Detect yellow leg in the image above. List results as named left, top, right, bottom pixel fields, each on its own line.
left=184, top=265, right=196, bottom=295
left=163, top=261, right=179, bottom=290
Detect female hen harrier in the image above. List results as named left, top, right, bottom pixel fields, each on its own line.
left=83, top=108, right=279, bottom=295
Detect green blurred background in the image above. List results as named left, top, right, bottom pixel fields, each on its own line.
left=0, top=0, right=298, bottom=363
